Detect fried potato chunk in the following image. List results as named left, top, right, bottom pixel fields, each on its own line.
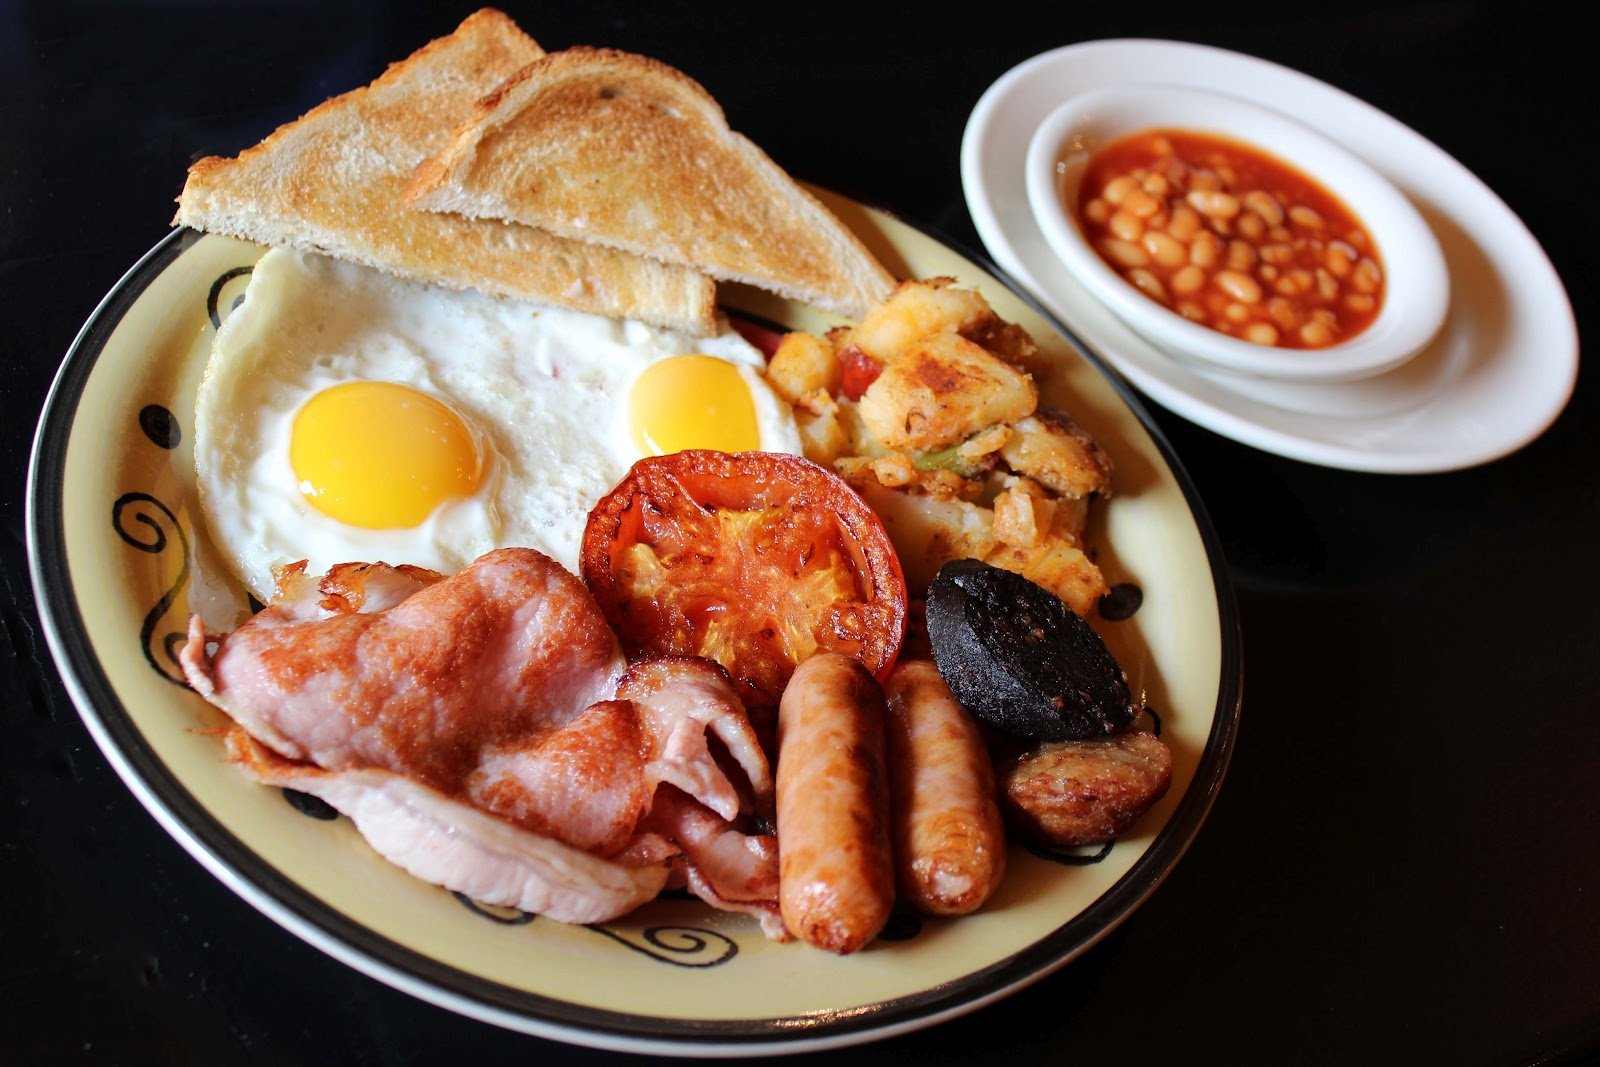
left=858, top=333, right=1037, bottom=452
left=851, top=277, right=994, bottom=363
left=842, top=472, right=998, bottom=595
left=796, top=406, right=851, bottom=466
left=992, top=483, right=1053, bottom=549
left=966, top=317, right=1041, bottom=371
left=772, top=277, right=1115, bottom=619
left=842, top=464, right=1104, bottom=613
left=983, top=538, right=1107, bottom=619
left=998, top=410, right=1112, bottom=499
left=766, top=330, right=840, bottom=405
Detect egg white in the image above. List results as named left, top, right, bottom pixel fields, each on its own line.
left=195, top=248, right=802, bottom=599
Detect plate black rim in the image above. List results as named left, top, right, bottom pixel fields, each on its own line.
left=26, top=217, right=1243, bottom=1053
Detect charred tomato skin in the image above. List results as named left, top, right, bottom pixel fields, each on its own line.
left=925, top=559, right=1133, bottom=742
left=581, top=450, right=907, bottom=708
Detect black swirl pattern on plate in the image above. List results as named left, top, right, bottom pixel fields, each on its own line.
left=1025, top=840, right=1115, bottom=867
left=138, top=404, right=181, bottom=450
left=1144, top=705, right=1164, bottom=737
left=452, top=893, right=538, bottom=926
left=111, top=492, right=191, bottom=688
left=451, top=895, right=740, bottom=966
left=587, top=924, right=739, bottom=968
left=282, top=789, right=339, bottom=821
left=206, top=266, right=253, bottom=329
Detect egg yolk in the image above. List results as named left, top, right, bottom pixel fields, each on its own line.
left=629, top=354, right=761, bottom=457
left=290, top=381, right=481, bottom=529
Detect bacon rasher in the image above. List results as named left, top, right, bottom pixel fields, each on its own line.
left=181, top=548, right=781, bottom=931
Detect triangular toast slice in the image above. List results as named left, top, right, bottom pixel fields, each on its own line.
left=405, top=46, right=897, bottom=320
left=174, top=11, right=717, bottom=335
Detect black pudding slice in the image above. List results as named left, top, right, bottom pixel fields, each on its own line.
left=925, top=559, right=1134, bottom=742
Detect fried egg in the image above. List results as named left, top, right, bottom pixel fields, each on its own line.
left=195, top=248, right=801, bottom=599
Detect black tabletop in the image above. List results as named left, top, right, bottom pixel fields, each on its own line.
left=4, top=3, right=1595, bottom=1064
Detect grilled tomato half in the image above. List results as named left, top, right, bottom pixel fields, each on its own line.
left=581, top=450, right=907, bottom=708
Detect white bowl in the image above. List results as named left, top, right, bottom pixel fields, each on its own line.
left=1024, top=83, right=1449, bottom=383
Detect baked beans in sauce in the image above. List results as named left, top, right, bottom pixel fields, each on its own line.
left=1077, top=129, right=1383, bottom=349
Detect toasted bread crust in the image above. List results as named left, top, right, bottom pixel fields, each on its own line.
left=175, top=11, right=717, bottom=335
left=406, top=46, right=897, bottom=319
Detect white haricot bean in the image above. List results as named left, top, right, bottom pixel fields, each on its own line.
left=1345, top=293, right=1376, bottom=313
left=1274, top=276, right=1298, bottom=297
left=1315, top=268, right=1340, bottom=301
left=1216, top=270, right=1263, bottom=304
left=1084, top=198, right=1111, bottom=224
left=1261, top=243, right=1293, bottom=267
left=1171, top=265, right=1206, bottom=295
left=1168, top=205, right=1202, bottom=241
left=1227, top=240, right=1257, bottom=272
left=1144, top=231, right=1188, bottom=268
left=1122, top=188, right=1161, bottom=219
left=1289, top=269, right=1314, bottom=294
left=1109, top=210, right=1144, bottom=242
left=1098, top=237, right=1149, bottom=268
left=1269, top=226, right=1293, bottom=243
left=1103, top=176, right=1137, bottom=206
left=1177, top=301, right=1206, bottom=321
left=1267, top=297, right=1301, bottom=331
left=1151, top=136, right=1175, bottom=155
left=1188, top=190, right=1241, bottom=219
left=1352, top=258, right=1382, bottom=294
left=1128, top=268, right=1167, bottom=302
left=1190, top=169, right=1221, bottom=192
left=1224, top=301, right=1250, bottom=323
left=1260, top=264, right=1280, bottom=282
left=1300, top=320, right=1334, bottom=346
left=1238, top=212, right=1265, bottom=239
left=1190, top=233, right=1222, bottom=268
left=1171, top=265, right=1203, bottom=295
left=1142, top=174, right=1170, bottom=197
left=1325, top=241, right=1358, bottom=278
left=1289, top=205, right=1324, bottom=229
left=1243, top=191, right=1285, bottom=227
left=1243, top=322, right=1279, bottom=346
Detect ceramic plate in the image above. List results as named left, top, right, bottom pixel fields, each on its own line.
left=27, top=191, right=1241, bottom=1056
left=963, top=40, right=1578, bottom=473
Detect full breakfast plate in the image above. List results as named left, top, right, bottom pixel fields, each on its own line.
left=963, top=39, right=1578, bottom=473
left=28, top=191, right=1240, bottom=1055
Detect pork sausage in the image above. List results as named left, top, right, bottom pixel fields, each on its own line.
left=884, top=660, right=1006, bottom=916
left=999, top=730, right=1172, bottom=846
left=776, top=653, right=893, bottom=953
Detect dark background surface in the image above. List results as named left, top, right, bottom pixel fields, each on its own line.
left=3, top=2, right=1595, bottom=1064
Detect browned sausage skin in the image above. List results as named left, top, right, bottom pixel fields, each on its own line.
left=884, top=660, right=1007, bottom=916
left=999, top=730, right=1172, bottom=846
left=776, top=653, right=894, bottom=954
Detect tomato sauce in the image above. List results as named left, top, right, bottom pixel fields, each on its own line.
left=1076, top=128, right=1384, bottom=350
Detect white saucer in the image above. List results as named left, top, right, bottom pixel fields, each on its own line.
left=962, top=39, right=1578, bottom=473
